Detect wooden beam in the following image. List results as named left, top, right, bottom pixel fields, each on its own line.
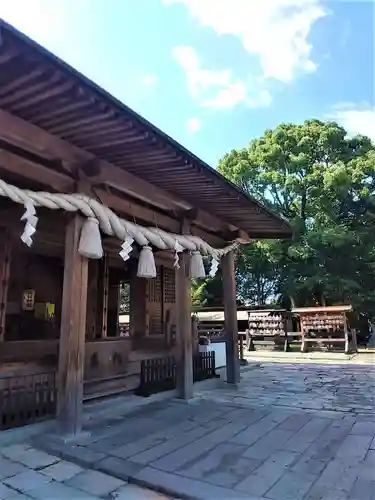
left=223, top=229, right=252, bottom=243
left=181, top=208, right=198, bottom=221
left=59, top=170, right=227, bottom=241
left=57, top=214, right=88, bottom=436
left=190, top=226, right=225, bottom=248
left=0, top=109, right=187, bottom=209
left=175, top=221, right=193, bottom=399
left=0, top=149, right=74, bottom=191
left=0, top=187, right=226, bottom=248
left=95, top=188, right=180, bottom=232
left=222, top=251, right=240, bottom=385
left=0, top=109, right=240, bottom=235
left=177, top=208, right=228, bottom=233
left=0, top=151, right=181, bottom=232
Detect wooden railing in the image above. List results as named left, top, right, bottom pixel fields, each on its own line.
left=0, top=371, right=57, bottom=430
left=135, top=352, right=218, bottom=397
left=193, top=352, right=218, bottom=381
left=135, top=356, right=176, bottom=397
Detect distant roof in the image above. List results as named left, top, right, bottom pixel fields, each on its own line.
left=195, top=311, right=249, bottom=322
left=292, top=306, right=352, bottom=314
left=0, top=20, right=292, bottom=239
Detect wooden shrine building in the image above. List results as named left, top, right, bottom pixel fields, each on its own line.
left=0, top=21, right=292, bottom=437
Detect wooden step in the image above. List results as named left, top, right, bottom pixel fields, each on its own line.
left=83, top=375, right=140, bottom=401
left=83, top=373, right=140, bottom=401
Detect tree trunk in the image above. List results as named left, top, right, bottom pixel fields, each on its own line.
left=256, top=276, right=262, bottom=306
left=300, top=190, right=307, bottom=232
left=289, top=295, right=296, bottom=308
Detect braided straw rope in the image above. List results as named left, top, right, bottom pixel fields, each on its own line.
left=0, top=178, right=239, bottom=258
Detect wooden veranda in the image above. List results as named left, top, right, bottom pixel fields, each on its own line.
left=0, top=21, right=292, bottom=438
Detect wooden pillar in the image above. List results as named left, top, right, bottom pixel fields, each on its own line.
left=0, top=228, right=12, bottom=342
left=57, top=214, right=89, bottom=437
left=107, top=273, right=120, bottom=337
left=222, top=251, right=240, bottom=384
left=96, top=255, right=109, bottom=338
left=175, top=251, right=193, bottom=399
left=130, top=266, right=148, bottom=339
left=86, top=260, right=99, bottom=340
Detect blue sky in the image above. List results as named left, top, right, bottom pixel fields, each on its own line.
left=1, top=0, right=374, bottom=166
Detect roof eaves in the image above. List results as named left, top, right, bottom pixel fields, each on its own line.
left=0, top=19, right=293, bottom=237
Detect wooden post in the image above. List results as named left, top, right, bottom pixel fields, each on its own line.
left=95, top=255, right=109, bottom=338
left=222, top=251, right=240, bottom=384
left=175, top=251, right=193, bottom=399
left=191, top=314, right=199, bottom=354
left=57, top=214, right=89, bottom=437
left=0, top=228, right=12, bottom=342
left=300, top=314, right=308, bottom=352
left=86, top=260, right=99, bottom=340
left=343, top=312, right=351, bottom=354
left=351, top=328, right=358, bottom=353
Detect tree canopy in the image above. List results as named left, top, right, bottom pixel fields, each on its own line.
left=194, top=119, right=375, bottom=316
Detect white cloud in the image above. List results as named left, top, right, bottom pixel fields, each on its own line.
left=187, top=117, right=202, bottom=133
left=0, top=0, right=68, bottom=45
left=202, top=81, right=247, bottom=109
left=173, top=45, right=271, bottom=109
left=173, top=46, right=231, bottom=97
left=202, top=83, right=272, bottom=110
left=329, top=104, right=375, bottom=143
left=164, top=0, right=327, bottom=83
left=140, top=74, right=158, bottom=86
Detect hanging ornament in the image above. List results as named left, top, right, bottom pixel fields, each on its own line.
left=189, top=251, right=206, bottom=278
left=173, top=239, right=184, bottom=269
left=137, top=245, right=156, bottom=278
left=209, top=256, right=219, bottom=278
left=119, top=236, right=134, bottom=262
left=78, top=217, right=103, bottom=259
left=20, top=201, right=38, bottom=247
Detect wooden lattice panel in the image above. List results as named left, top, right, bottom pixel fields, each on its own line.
left=148, top=268, right=161, bottom=303
left=148, top=267, right=163, bottom=335
left=163, top=268, right=175, bottom=304
left=149, top=307, right=163, bottom=335
left=163, top=267, right=176, bottom=345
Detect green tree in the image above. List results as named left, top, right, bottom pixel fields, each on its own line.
left=190, top=272, right=223, bottom=308
left=236, top=241, right=279, bottom=306
left=218, top=120, right=375, bottom=314
left=191, top=279, right=209, bottom=309
left=119, top=281, right=130, bottom=313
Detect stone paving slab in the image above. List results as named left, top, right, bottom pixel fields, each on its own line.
left=6, top=362, right=375, bottom=500
left=0, top=444, right=172, bottom=500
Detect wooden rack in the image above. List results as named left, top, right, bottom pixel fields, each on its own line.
left=247, top=310, right=291, bottom=351
left=293, top=306, right=354, bottom=354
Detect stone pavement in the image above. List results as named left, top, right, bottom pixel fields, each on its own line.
left=0, top=443, right=172, bottom=499
left=23, top=361, right=374, bottom=500
left=244, top=351, right=375, bottom=366
left=196, top=361, right=375, bottom=415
